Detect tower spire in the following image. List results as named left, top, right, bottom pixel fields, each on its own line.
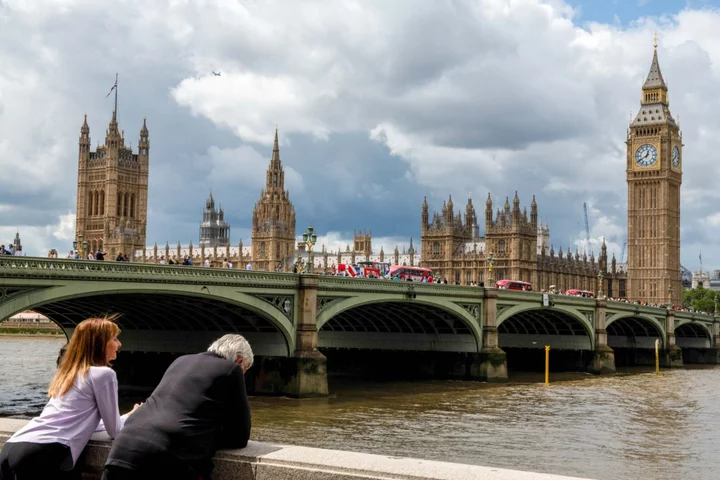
left=642, top=38, right=667, bottom=92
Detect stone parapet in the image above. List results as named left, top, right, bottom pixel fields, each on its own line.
left=0, top=418, right=592, bottom=480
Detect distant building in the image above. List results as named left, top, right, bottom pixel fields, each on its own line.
left=11, top=231, right=21, bottom=254
left=199, top=192, right=230, bottom=248
left=251, top=128, right=297, bottom=272
left=692, top=269, right=711, bottom=289
left=75, top=111, right=149, bottom=258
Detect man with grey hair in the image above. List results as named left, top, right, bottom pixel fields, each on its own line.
left=102, top=334, right=253, bottom=480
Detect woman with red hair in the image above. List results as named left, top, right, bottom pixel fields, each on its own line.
left=0, top=317, right=139, bottom=479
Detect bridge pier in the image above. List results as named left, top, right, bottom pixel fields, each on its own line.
left=588, top=299, right=616, bottom=374
left=472, top=289, right=508, bottom=382
left=283, top=275, right=328, bottom=397
left=662, top=310, right=683, bottom=368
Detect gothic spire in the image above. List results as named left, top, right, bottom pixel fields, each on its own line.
left=271, top=126, right=281, bottom=166
left=265, top=127, right=285, bottom=193
left=643, top=34, right=667, bottom=91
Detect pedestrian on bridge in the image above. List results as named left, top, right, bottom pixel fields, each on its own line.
left=0, top=317, right=139, bottom=480
left=102, top=334, right=253, bottom=480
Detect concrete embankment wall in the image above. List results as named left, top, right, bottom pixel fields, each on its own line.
left=0, top=418, right=592, bottom=480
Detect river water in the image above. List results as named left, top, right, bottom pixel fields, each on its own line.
left=1, top=336, right=718, bottom=479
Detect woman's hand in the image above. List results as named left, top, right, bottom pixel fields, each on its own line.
left=127, top=402, right=143, bottom=415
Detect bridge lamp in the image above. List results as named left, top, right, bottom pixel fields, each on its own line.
left=487, top=252, right=495, bottom=286
left=597, top=271, right=604, bottom=299
left=302, top=225, right=317, bottom=274
left=668, top=285, right=674, bottom=307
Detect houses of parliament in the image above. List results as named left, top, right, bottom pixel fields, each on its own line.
left=73, top=44, right=683, bottom=305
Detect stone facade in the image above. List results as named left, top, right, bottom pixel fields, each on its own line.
left=199, top=192, right=230, bottom=248
left=626, top=43, right=683, bottom=305
left=251, top=128, right=296, bottom=272
left=75, top=111, right=149, bottom=258
left=420, top=193, right=628, bottom=294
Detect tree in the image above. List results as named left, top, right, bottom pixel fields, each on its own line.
left=682, top=285, right=718, bottom=313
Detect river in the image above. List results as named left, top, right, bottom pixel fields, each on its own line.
left=1, top=336, right=718, bottom=479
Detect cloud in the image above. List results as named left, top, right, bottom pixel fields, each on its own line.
left=1, top=0, right=720, bottom=273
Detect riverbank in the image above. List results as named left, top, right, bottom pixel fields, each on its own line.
left=0, top=329, right=64, bottom=337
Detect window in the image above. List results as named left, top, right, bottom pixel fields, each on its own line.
left=498, top=240, right=506, bottom=254
left=130, top=194, right=135, bottom=218
left=433, top=241, right=440, bottom=255
left=260, top=242, right=266, bottom=257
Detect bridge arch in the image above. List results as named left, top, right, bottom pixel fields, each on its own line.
left=0, top=283, right=295, bottom=356
left=674, top=321, right=713, bottom=349
left=316, top=295, right=482, bottom=352
left=605, top=313, right=665, bottom=349
left=496, top=305, right=594, bottom=350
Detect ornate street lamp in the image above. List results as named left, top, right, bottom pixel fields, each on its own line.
left=302, top=225, right=318, bottom=274
left=667, top=285, right=674, bottom=308
left=73, top=234, right=88, bottom=259
left=597, top=271, right=604, bottom=299
left=487, top=252, right=495, bottom=287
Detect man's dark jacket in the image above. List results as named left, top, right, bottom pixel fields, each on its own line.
left=104, top=352, right=251, bottom=476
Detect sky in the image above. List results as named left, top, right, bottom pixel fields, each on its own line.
left=0, top=0, right=719, bottom=271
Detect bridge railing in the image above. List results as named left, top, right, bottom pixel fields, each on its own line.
left=0, top=256, right=298, bottom=287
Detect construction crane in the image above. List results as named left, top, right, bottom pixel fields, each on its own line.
left=583, top=202, right=591, bottom=256
left=620, top=241, right=626, bottom=264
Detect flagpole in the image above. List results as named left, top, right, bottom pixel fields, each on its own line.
left=114, top=72, right=118, bottom=119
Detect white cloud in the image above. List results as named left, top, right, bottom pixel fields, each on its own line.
left=1, top=0, right=720, bottom=271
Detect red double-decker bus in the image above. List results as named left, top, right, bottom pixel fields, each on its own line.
left=389, top=266, right=434, bottom=282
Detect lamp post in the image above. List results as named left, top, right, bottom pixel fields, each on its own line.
left=302, top=225, right=318, bottom=274
left=597, top=271, right=604, bottom=299
left=73, top=234, right=88, bottom=259
left=667, top=285, right=674, bottom=308
left=714, top=294, right=718, bottom=316
left=487, top=252, right=495, bottom=287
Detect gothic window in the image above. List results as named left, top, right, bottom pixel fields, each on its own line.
left=276, top=243, right=281, bottom=259
left=123, top=193, right=129, bottom=217
left=466, top=272, right=472, bottom=285
left=260, top=242, right=266, bottom=257
left=273, top=173, right=277, bottom=187
left=498, top=240, right=506, bottom=254
left=433, top=241, right=440, bottom=255
left=88, top=195, right=93, bottom=217
left=130, top=194, right=135, bottom=218
left=100, top=191, right=105, bottom=215
left=116, top=192, right=122, bottom=216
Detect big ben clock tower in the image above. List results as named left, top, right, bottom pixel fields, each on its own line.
left=626, top=37, right=682, bottom=306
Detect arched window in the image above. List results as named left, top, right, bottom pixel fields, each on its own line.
left=99, top=191, right=105, bottom=215
left=130, top=193, right=135, bottom=218
left=88, top=194, right=93, bottom=217
left=433, top=241, right=440, bottom=255
left=276, top=243, right=281, bottom=258
left=498, top=240, right=506, bottom=254
left=260, top=242, right=266, bottom=257
left=117, top=192, right=122, bottom=216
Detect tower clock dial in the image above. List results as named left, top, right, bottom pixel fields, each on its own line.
left=672, top=146, right=680, bottom=168
left=635, top=144, right=658, bottom=167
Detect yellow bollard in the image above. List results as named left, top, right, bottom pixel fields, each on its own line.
left=655, top=339, right=660, bottom=375
left=545, top=345, right=550, bottom=385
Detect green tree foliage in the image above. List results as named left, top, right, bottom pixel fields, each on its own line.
left=682, top=286, right=718, bottom=313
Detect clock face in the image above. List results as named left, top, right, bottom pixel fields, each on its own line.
left=672, top=146, right=680, bottom=168
left=635, top=144, right=658, bottom=167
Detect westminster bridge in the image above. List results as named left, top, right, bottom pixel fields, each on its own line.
left=1, top=256, right=718, bottom=397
